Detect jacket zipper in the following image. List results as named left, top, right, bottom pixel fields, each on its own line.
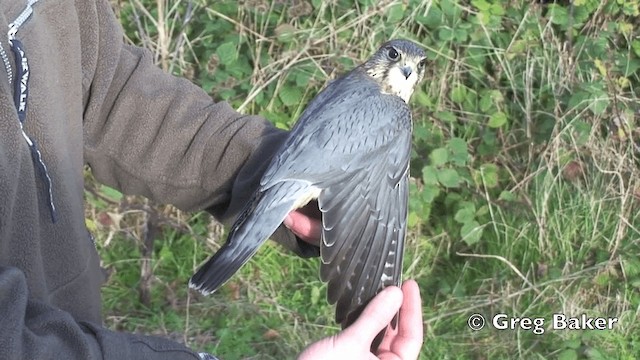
left=0, top=0, right=40, bottom=84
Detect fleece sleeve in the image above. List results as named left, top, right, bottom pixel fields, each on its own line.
left=81, top=0, right=318, bottom=257
left=0, top=266, right=202, bottom=360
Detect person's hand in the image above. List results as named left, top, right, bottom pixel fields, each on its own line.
left=284, top=201, right=322, bottom=245
left=297, top=280, right=423, bottom=360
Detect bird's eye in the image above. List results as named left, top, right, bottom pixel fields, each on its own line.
left=418, top=58, right=427, bottom=69
left=387, top=47, right=399, bottom=60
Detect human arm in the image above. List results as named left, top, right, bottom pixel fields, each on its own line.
left=81, top=0, right=317, bottom=256
left=298, top=280, right=424, bottom=360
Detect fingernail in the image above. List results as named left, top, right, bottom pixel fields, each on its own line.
left=377, top=286, right=400, bottom=303
left=283, top=215, right=293, bottom=228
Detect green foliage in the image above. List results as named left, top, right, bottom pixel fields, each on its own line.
left=94, top=0, right=640, bottom=359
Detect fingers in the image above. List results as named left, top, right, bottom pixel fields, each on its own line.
left=389, top=280, right=423, bottom=359
left=284, top=210, right=322, bottom=245
left=341, top=286, right=403, bottom=344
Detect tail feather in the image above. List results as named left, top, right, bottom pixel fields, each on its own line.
left=190, top=181, right=309, bottom=294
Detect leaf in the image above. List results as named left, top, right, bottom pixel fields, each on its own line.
left=621, top=1, right=640, bottom=16
left=295, top=70, right=311, bottom=87
left=440, top=0, right=462, bottom=22
left=471, top=0, right=491, bottom=12
left=480, top=163, right=499, bottom=188
left=416, top=6, right=443, bottom=29
left=584, top=348, right=606, bottom=360
left=479, top=91, right=495, bottom=112
left=454, top=28, right=468, bottom=43
left=429, top=147, right=449, bottom=166
left=476, top=205, right=489, bottom=217
left=564, top=338, right=581, bottom=350
left=450, top=86, right=467, bottom=104
left=589, top=97, right=610, bottom=115
left=568, top=90, right=590, bottom=110
left=414, top=90, right=432, bottom=107
left=219, top=88, right=235, bottom=100
left=548, top=4, right=569, bottom=28
left=618, top=21, right=633, bottom=36
left=454, top=207, right=475, bottom=224
left=460, top=221, right=482, bottom=245
left=455, top=201, right=476, bottom=222
left=422, top=165, right=439, bottom=186
left=498, top=190, right=516, bottom=202
left=85, top=218, right=97, bottom=233
left=386, top=3, right=405, bottom=23
left=447, top=137, right=469, bottom=165
left=100, top=185, right=123, bottom=201
left=632, top=40, right=640, bottom=58
left=422, top=185, right=440, bottom=203
left=438, top=27, right=454, bottom=41
left=226, top=61, right=252, bottom=78
left=437, top=168, right=461, bottom=188
left=490, top=3, right=505, bottom=16
left=216, top=42, right=237, bottom=66
left=617, top=56, right=640, bottom=77
left=487, top=111, right=507, bottom=128
left=623, top=258, right=640, bottom=277
left=557, top=349, right=578, bottom=360
left=506, top=40, right=527, bottom=60
left=436, top=110, right=456, bottom=123
left=413, top=123, right=429, bottom=141
left=278, top=85, right=303, bottom=106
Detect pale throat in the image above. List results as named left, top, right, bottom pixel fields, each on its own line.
left=382, top=66, right=419, bottom=103
left=366, top=60, right=421, bottom=103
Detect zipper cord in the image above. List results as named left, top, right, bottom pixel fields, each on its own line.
left=6, top=0, right=56, bottom=223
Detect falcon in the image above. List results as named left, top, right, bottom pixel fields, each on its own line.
left=190, top=39, right=426, bottom=335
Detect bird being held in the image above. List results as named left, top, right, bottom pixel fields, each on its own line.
left=190, top=39, right=426, bottom=339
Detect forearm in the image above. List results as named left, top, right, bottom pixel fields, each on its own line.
left=82, top=43, right=284, bottom=213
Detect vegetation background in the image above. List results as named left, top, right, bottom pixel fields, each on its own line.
left=89, top=0, right=640, bottom=358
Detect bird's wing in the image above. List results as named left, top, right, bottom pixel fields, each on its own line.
left=311, top=90, right=412, bottom=327
left=318, top=129, right=410, bottom=327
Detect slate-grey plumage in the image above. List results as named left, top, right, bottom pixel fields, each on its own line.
left=190, top=39, right=426, bottom=343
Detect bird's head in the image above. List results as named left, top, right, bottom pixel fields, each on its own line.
left=362, top=39, right=427, bottom=103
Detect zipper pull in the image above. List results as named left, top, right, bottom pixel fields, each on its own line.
left=7, top=24, right=17, bottom=42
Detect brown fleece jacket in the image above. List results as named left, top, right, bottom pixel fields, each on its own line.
left=0, top=0, right=317, bottom=359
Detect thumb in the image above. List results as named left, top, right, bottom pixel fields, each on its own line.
left=340, top=286, right=403, bottom=343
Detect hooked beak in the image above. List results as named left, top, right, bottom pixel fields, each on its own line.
left=401, top=66, right=412, bottom=79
